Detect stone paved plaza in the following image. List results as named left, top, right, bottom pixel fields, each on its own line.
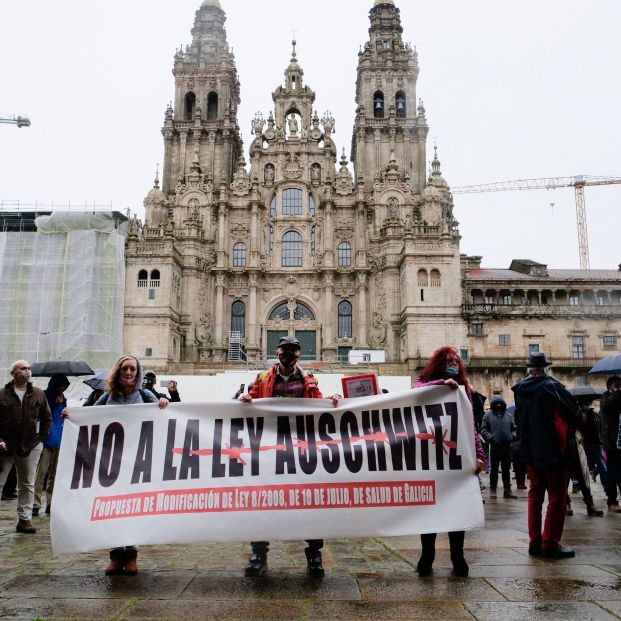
left=0, top=476, right=620, bottom=620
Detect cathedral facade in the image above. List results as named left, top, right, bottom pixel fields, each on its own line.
left=124, top=0, right=621, bottom=397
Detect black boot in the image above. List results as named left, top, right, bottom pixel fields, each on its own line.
left=417, top=533, right=436, bottom=577
left=244, top=542, right=269, bottom=577
left=449, top=531, right=469, bottom=577
left=244, top=552, right=267, bottom=577
left=305, top=548, right=325, bottom=577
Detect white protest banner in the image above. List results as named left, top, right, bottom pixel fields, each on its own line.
left=51, top=387, right=484, bottom=554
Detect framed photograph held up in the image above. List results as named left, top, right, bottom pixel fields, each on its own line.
left=341, top=373, right=379, bottom=398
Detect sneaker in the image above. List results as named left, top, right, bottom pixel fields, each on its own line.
left=608, top=504, right=621, bottom=513
left=489, top=490, right=497, bottom=499
left=32, top=507, right=39, bottom=517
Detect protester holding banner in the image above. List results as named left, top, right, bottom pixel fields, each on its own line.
left=240, top=335, right=341, bottom=578
left=93, top=355, right=169, bottom=575
left=412, top=346, right=485, bottom=578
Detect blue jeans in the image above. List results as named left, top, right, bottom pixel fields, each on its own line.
left=584, top=443, right=607, bottom=490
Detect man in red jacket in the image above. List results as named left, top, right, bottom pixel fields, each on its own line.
left=240, top=336, right=340, bottom=577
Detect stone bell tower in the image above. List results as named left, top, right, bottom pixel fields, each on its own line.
left=351, top=0, right=428, bottom=194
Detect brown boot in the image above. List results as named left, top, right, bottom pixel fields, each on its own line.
left=124, top=549, right=138, bottom=576
left=105, top=549, right=125, bottom=576
left=16, top=519, right=36, bottom=534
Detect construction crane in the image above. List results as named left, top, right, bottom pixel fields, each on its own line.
left=452, top=175, right=621, bottom=269
left=0, top=114, right=31, bottom=128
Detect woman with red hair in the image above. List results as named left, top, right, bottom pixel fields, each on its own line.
left=413, top=346, right=486, bottom=577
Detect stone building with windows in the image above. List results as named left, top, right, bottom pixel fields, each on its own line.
left=124, top=0, right=621, bottom=399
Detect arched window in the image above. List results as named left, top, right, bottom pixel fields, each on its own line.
left=282, top=188, right=303, bottom=215
left=417, top=269, right=428, bottom=287
left=138, top=269, right=148, bottom=287
left=150, top=269, right=160, bottom=288
left=374, top=91, right=385, bottom=118
left=270, top=195, right=276, bottom=218
left=294, top=302, right=315, bottom=320
left=338, top=301, right=353, bottom=338
left=430, top=269, right=441, bottom=287
left=269, top=303, right=290, bottom=320
left=231, top=300, right=246, bottom=337
left=396, top=91, right=406, bottom=118
left=338, top=241, right=352, bottom=267
left=309, top=196, right=316, bottom=217
left=282, top=230, right=302, bottom=267
left=233, top=242, right=246, bottom=267
left=184, top=92, right=196, bottom=121
left=207, top=92, right=218, bottom=121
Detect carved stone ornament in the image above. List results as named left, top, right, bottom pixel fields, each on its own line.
left=230, top=222, right=249, bottom=238
left=283, top=152, right=302, bottom=179
left=230, top=162, right=252, bottom=196
left=371, top=310, right=388, bottom=346
left=335, top=222, right=355, bottom=236
left=196, top=313, right=212, bottom=345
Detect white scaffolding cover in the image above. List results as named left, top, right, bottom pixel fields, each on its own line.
left=0, top=212, right=126, bottom=380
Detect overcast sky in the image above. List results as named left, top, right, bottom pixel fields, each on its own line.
left=1, top=0, right=620, bottom=269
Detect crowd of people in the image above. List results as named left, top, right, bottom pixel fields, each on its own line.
left=0, top=343, right=619, bottom=579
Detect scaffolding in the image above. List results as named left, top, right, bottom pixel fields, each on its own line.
left=0, top=211, right=127, bottom=380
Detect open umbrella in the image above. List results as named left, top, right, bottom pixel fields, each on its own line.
left=83, top=370, right=108, bottom=391
left=568, top=386, right=605, bottom=398
left=31, top=360, right=95, bottom=377
left=589, top=353, right=621, bottom=375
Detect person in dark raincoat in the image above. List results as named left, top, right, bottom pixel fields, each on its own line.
left=512, top=352, right=579, bottom=558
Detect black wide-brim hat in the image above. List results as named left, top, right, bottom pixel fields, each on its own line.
left=529, top=352, right=551, bottom=367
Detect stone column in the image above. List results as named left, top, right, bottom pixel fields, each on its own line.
left=179, top=131, right=188, bottom=180
left=324, top=202, right=334, bottom=267
left=323, top=273, right=334, bottom=350
left=214, top=273, right=225, bottom=357
left=357, top=272, right=368, bottom=347
left=248, top=272, right=259, bottom=351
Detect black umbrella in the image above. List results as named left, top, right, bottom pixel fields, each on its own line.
left=568, top=386, right=605, bottom=398
left=589, top=353, right=621, bottom=375
left=83, top=370, right=109, bottom=391
left=31, top=360, right=95, bottom=377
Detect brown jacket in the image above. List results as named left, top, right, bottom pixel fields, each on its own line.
left=0, top=381, right=51, bottom=456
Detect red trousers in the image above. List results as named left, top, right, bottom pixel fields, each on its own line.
left=527, top=463, right=570, bottom=550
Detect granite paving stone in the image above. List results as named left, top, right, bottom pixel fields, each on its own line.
left=464, top=601, right=620, bottom=621
left=0, top=597, right=130, bottom=620
left=486, top=576, right=621, bottom=601
left=307, top=600, right=477, bottom=620
left=121, top=599, right=306, bottom=620
left=0, top=471, right=619, bottom=619
left=355, top=572, right=507, bottom=602
left=181, top=570, right=361, bottom=601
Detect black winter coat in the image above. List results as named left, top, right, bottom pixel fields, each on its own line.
left=512, top=373, right=579, bottom=469
left=600, top=390, right=621, bottom=452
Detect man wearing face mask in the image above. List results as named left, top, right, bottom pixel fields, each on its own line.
left=239, top=335, right=341, bottom=578
left=0, top=360, right=51, bottom=534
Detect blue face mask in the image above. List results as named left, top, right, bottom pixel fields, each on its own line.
left=443, top=365, right=459, bottom=380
